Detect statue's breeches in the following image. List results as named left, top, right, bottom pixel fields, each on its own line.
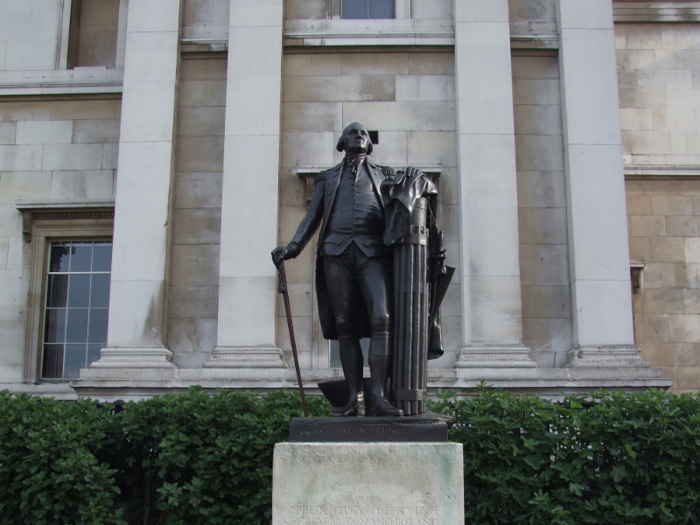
left=322, top=244, right=391, bottom=338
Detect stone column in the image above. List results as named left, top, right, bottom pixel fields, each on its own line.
left=557, top=0, right=642, bottom=366
left=116, top=0, right=129, bottom=69
left=205, top=0, right=286, bottom=368
left=90, top=0, right=182, bottom=370
left=453, top=1, right=535, bottom=369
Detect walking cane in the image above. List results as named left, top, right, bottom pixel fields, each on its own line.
left=276, top=261, right=309, bottom=417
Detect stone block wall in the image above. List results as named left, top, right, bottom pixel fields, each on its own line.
left=279, top=51, right=459, bottom=369
left=75, top=0, right=120, bottom=69
left=616, top=23, right=700, bottom=167
left=0, top=99, right=120, bottom=382
left=512, top=54, right=572, bottom=368
left=183, top=0, right=230, bottom=41
left=617, top=22, right=700, bottom=391
left=626, top=179, right=700, bottom=392
left=509, top=0, right=557, bottom=37
left=168, top=56, right=226, bottom=368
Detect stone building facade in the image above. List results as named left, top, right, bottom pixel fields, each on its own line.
left=3, top=0, right=699, bottom=400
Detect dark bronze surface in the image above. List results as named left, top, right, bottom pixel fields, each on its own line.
left=289, top=412, right=453, bottom=443
left=272, top=122, right=452, bottom=419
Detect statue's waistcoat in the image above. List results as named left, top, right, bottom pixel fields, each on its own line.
left=322, top=160, right=386, bottom=257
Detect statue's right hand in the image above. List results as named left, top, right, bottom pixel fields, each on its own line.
left=271, top=246, right=288, bottom=267
left=271, top=243, right=300, bottom=267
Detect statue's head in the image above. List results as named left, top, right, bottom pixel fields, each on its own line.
left=336, top=122, right=373, bottom=155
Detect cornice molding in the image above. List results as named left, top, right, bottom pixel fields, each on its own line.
left=624, top=165, right=700, bottom=178
left=0, top=67, right=123, bottom=97
left=16, top=202, right=115, bottom=242
left=614, top=1, right=700, bottom=23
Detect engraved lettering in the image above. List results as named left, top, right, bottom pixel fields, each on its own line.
left=291, top=506, right=440, bottom=525
left=311, top=426, right=423, bottom=435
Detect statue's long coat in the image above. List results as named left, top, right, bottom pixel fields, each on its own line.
left=291, top=159, right=396, bottom=340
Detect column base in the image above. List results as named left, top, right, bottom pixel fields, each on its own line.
left=89, top=347, right=176, bottom=369
left=455, top=345, right=537, bottom=368
left=204, top=346, right=288, bottom=369
left=567, top=346, right=650, bottom=368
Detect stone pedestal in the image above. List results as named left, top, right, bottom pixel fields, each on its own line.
left=273, top=443, right=464, bottom=525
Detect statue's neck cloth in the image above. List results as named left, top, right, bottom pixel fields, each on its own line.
left=344, top=153, right=367, bottom=175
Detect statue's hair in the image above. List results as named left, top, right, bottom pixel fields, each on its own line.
left=336, top=122, right=373, bottom=155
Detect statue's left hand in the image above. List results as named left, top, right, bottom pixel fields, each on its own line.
left=402, top=166, right=423, bottom=180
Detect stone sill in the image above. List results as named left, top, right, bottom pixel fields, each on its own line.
left=284, top=18, right=455, bottom=46
left=0, top=382, right=78, bottom=400
left=181, top=36, right=557, bottom=53
left=16, top=201, right=116, bottom=211
left=614, top=1, right=700, bottom=22
left=60, top=366, right=673, bottom=401
left=0, top=67, right=123, bottom=97
left=0, top=365, right=670, bottom=402
left=624, top=165, right=700, bottom=178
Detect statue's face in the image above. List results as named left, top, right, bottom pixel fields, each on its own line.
left=343, top=124, right=370, bottom=154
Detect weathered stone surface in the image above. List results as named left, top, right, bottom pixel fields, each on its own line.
left=273, top=443, right=464, bottom=525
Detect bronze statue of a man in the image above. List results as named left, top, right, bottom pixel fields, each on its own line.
left=272, top=122, right=402, bottom=417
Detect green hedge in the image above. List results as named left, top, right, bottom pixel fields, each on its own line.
left=431, top=388, right=700, bottom=525
left=0, top=389, right=331, bottom=525
left=1, top=388, right=699, bottom=525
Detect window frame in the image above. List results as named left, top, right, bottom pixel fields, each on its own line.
left=340, top=0, right=397, bottom=20
left=56, top=0, right=129, bottom=70
left=331, top=0, right=411, bottom=19
left=19, top=205, right=114, bottom=383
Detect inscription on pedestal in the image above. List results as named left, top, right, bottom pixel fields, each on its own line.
left=312, top=424, right=425, bottom=437
left=291, top=506, right=440, bottom=525
left=290, top=505, right=440, bottom=525
left=273, top=443, right=464, bottom=525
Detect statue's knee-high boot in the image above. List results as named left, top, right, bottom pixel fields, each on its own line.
left=368, top=331, right=403, bottom=417
left=333, top=335, right=363, bottom=417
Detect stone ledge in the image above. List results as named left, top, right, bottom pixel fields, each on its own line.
left=625, top=165, right=700, bottom=178
left=59, top=365, right=673, bottom=401
left=614, top=1, right=700, bottom=23
left=0, top=67, right=124, bottom=97
left=0, top=382, right=78, bottom=400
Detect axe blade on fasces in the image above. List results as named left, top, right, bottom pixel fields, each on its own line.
left=430, top=263, right=456, bottom=327
left=276, top=261, right=309, bottom=417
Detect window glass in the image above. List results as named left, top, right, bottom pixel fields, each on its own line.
left=342, top=0, right=367, bottom=19
left=342, top=0, right=395, bottom=19
left=68, top=274, right=91, bottom=308
left=70, top=243, right=93, bottom=272
left=47, top=275, right=68, bottom=308
left=42, top=240, right=112, bottom=380
left=93, top=242, right=113, bottom=272
left=50, top=244, right=71, bottom=273
left=90, top=274, right=111, bottom=308
left=369, top=0, right=394, bottom=19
